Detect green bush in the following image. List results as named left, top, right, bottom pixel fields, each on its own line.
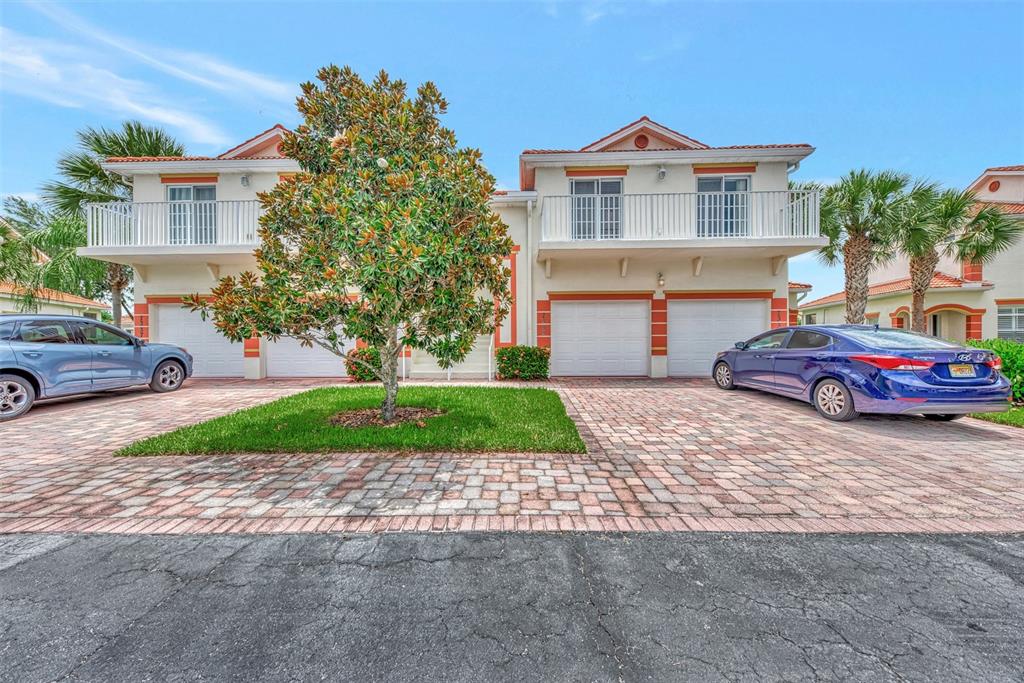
left=344, top=346, right=381, bottom=382
left=496, top=345, right=550, bottom=381
left=967, top=338, right=1024, bottom=403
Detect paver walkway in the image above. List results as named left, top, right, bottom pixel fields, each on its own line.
left=1, top=378, right=1022, bottom=534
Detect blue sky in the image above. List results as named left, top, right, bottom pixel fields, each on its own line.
left=1, top=0, right=1022, bottom=295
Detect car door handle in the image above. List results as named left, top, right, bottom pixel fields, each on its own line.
left=815, top=353, right=828, bottom=360
left=22, top=351, right=42, bottom=358
left=97, top=351, right=112, bottom=357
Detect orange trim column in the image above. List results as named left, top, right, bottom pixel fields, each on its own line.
left=789, top=310, right=799, bottom=326
left=962, top=261, right=983, bottom=282
left=891, top=315, right=905, bottom=329
left=770, top=297, right=789, bottom=329
left=536, top=299, right=551, bottom=348
left=966, top=314, right=983, bottom=340
left=242, top=335, right=265, bottom=380
left=650, top=297, right=668, bottom=378
left=133, top=303, right=149, bottom=341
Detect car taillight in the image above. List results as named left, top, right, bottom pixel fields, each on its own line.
left=986, top=356, right=1003, bottom=372
left=849, top=354, right=935, bottom=371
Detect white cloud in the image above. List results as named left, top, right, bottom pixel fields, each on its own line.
left=0, top=27, right=231, bottom=146
left=31, top=2, right=295, bottom=105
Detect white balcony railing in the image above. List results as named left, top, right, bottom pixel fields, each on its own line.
left=540, top=190, right=820, bottom=242
left=85, top=200, right=262, bottom=248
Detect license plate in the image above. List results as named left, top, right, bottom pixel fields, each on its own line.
left=949, top=364, right=976, bottom=378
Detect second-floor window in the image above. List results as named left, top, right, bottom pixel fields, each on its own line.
left=998, top=305, right=1024, bottom=342
left=572, top=178, right=622, bottom=240
left=697, top=175, right=750, bottom=237
left=167, top=185, right=216, bottom=245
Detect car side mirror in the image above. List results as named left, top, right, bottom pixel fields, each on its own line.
left=734, top=341, right=748, bottom=350
left=133, top=336, right=145, bottom=347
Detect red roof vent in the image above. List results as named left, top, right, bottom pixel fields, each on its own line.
left=634, top=133, right=649, bottom=149
left=989, top=180, right=1001, bottom=192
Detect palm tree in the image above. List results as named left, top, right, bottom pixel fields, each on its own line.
left=1, top=200, right=109, bottom=312
left=818, top=170, right=910, bottom=323
left=40, top=121, right=184, bottom=326
left=895, top=189, right=1023, bottom=333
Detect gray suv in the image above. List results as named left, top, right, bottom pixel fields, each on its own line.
left=0, top=314, right=193, bottom=421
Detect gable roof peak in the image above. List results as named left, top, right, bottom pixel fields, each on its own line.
left=218, top=123, right=291, bottom=160
left=580, top=116, right=709, bottom=152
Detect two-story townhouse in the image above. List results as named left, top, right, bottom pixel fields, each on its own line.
left=800, top=165, right=1024, bottom=342
left=79, top=117, right=824, bottom=379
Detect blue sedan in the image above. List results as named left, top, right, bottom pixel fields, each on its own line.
left=0, top=314, right=193, bottom=421
left=712, top=325, right=1012, bottom=421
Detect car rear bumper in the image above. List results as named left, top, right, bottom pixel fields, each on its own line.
left=853, top=393, right=1011, bottom=415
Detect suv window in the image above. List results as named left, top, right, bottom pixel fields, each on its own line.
left=79, top=322, right=133, bottom=346
left=746, top=331, right=789, bottom=350
left=787, top=330, right=831, bottom=349
left=16, top=320, right=74, bottom=344
left=0, top=321, right=16, bottom=341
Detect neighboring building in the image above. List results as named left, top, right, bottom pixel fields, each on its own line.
left=800, top=165, right=1024, bottom=342
left=79, top=118, right=823, bottom=378
left=1, top=219, right=109, bottom=318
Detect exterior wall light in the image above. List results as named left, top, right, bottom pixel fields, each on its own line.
left=657, top=272, right=665, bottom=288
left=240, top=175, right=251, bottom=187
left=657, top=166, right=667, bottom=182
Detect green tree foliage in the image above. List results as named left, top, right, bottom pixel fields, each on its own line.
left=189, top=66, right=513, bottom=420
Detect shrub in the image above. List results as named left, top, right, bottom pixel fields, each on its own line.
left=967, top=338, right=1024, bottom=403
left=496, top=345, right=550, bottom=381
left=345, top=346, right=381, bottom=382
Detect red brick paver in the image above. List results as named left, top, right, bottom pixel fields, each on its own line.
left=1, top=378, right=1022, bottom=534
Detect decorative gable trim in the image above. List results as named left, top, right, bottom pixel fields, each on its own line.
left=580, top=116, right=709, bottom=152
left=218, top=124, right=290, bottom=160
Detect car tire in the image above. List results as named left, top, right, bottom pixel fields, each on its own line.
left=812, top=379, right=860, bottom=422
left=923, top=414, right=965, bottom=422
left=713, top=362, right=736, bottom=390
left=0, top=374, right=36, bottom=421
left=150, top=360, right=186, bottom=393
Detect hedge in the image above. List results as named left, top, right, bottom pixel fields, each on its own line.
left=967, top=338, right=1024, bottom=403
left=344, top=346, right=381, bottom=382
left=496, top=345, right=550, bottom=381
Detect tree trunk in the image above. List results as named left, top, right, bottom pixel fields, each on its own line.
left=379, top=329, right=401, bottom=422
left=108, top=263, right=131, bottom=329
left=908, top=251, right=940, bottom=334
left=843, top=233, right=872, bottom=324
left=111, top=282, right=123, bottom=328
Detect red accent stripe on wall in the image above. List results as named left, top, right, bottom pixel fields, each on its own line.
left=665, top=290, right=773, bottom=300
left=967, top=314, right=983, bottom=340
left=565, top=167, right=628, bottom=177
left=536, top=299, right=551, bottom=348
left=160, top=175, right=219, bottom=184
left=133, top=303, right=149, bottom=341
left=961, top=261, right=983, bottom=282
left=770, top=297, right=789, bottom=329
left=789, top=310, right=799, bottom=326
left=651, top=298, right=667, bottom=356
left=243, top=337, right=260, bottom=358
left=548, top=291, right=655, bottom=301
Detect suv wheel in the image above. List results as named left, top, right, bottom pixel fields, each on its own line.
left=0, top=374, right=36, bottom=421
left=713, top=362, right=735, bottom=390
left=813, top=379, right=859, bottom=422
left=151, top=360, right=185, bottom=393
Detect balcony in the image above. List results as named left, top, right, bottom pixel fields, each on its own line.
left=80, top=200, right=262, bottom=265
left=538, top=190, right=824, bottom=258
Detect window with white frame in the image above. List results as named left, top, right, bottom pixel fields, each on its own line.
left=697, top=175, right=750, bottom=237
left=803, top=313, right=817, bottom=324
left=167, top=185, right=217, bottom=245
left=571, top=178, right=622, bottom=240
left=998, top=305, right=1024, bottom=342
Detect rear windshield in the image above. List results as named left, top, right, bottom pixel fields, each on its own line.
left=841, top=328, right=959, bottom=349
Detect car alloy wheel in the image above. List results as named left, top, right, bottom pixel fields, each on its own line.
left=158, top=364, right=183, bottom=390
left=714, top=363, right=732, bottom=388
left=0, top=380, right=29, bottom=417
left=816, top=383, right=846, bottom=415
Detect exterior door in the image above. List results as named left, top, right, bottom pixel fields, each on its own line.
left=76, top=320, right=149, bottom=389
left=772, top=329, right=833, bottom=394
left=732, top=330, right=790, bottom=387
left=550, top=300, right=648, bottom=376
left=168, top=185, right=216, bottom=245
left=697, top=176, right=750, bottom=237
left=667, top=299, right=768, bottom=377
left=9, top=319, right=93, bottom=396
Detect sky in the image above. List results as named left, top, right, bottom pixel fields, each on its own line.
left=1, top=0, right=1022, bottom=296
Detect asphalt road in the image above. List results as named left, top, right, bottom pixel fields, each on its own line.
left=2, top=532, right=1022, bottom=682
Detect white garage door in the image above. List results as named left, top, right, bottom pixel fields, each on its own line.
left=266, top=336, right=351, bottom=377
left=550, top=300, right=649, bottom=376
left=668, top=299, right=768, bottom=376
left=154, top=305, right=244, bottom=377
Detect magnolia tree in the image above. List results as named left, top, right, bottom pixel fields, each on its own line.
left=188, top=66, right=512, bottom=421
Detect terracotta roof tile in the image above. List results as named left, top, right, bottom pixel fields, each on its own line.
left=800, top=272, right=989, bottom=309
left=217, top=123, right=290, bottom=159
left=788, top=281, right=813, bottom=290
left=980, top=201, right=1024, bottom=215
left=0, top=282, right=109, bottom=309
left=985, top=164, right=1024, bottom=172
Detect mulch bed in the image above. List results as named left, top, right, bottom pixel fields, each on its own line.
left=328, top=407, right=446, bottom=429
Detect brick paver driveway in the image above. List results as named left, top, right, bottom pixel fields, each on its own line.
left=1, top=378, right=1022, bottom=535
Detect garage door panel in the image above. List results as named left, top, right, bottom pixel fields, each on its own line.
left=668, top=299, right=767, bottom=377
left=550, top=300, right=649, bottom=376
left=266, top=336, right=351, bottom=378
left=155, top=305, right=244, bottom=378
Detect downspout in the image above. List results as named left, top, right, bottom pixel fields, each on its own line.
left=786, top=161, right=801, bottom=175
left=526, top=198, right=533, bottom=345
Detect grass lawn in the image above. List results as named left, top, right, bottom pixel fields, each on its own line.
left=972, top=407, right=1024, bottom=428
left=118, top=385, right=586, bottom=456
